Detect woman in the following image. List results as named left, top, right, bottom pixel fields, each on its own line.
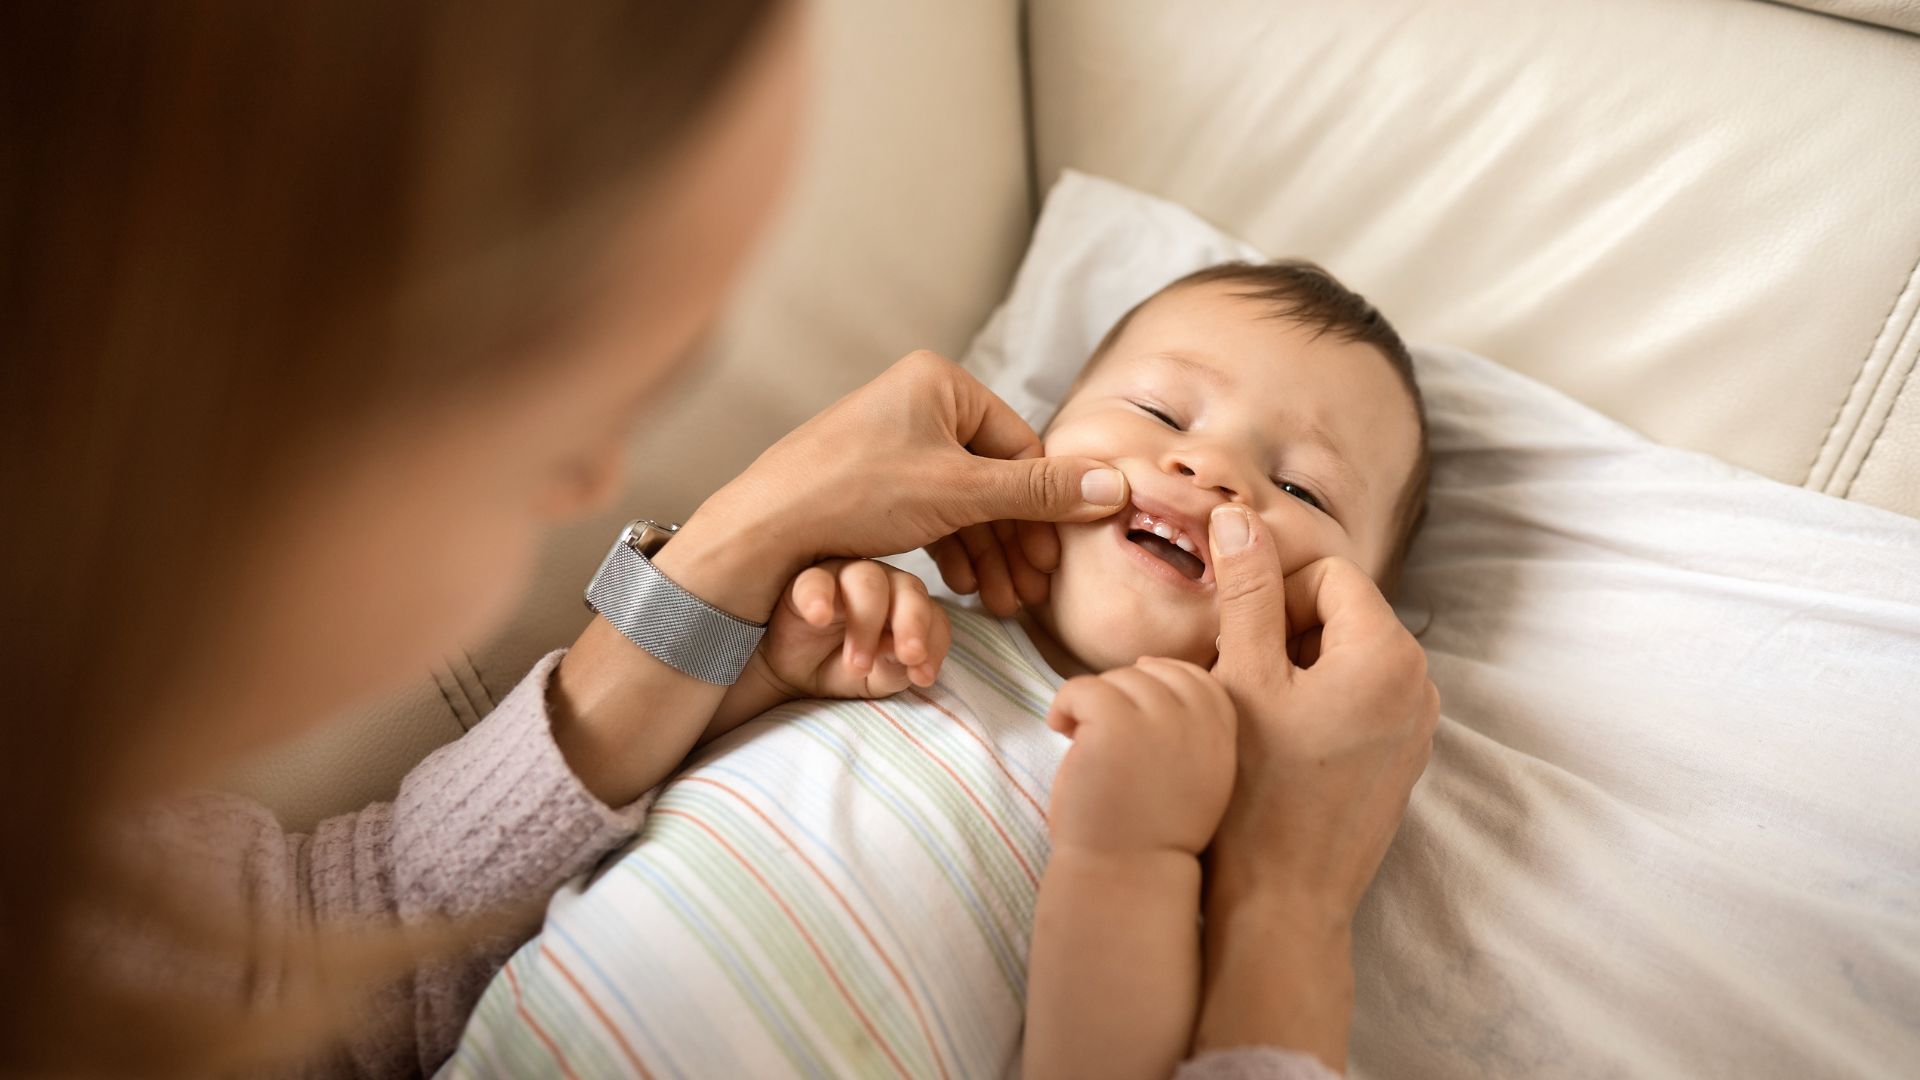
left=1, top=2, right=1436, bottom=1076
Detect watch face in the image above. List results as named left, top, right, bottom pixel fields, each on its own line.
left=624, top=519, right=680, bottom=557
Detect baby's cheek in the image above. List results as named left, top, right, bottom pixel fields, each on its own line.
left=1180, top=607, right=1223, bottom=667
left=1261, top=503, right=1383, bottom=581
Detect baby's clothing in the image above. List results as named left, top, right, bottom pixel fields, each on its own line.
left=116, top=609, right=1327, bottom=1078
left=444, top=601, right=1074, bottom=1078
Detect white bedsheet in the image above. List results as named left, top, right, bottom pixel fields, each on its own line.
left=952, top=172, right=1920, bottom=1078
left=1361, top=343, right=1920, bottom=1078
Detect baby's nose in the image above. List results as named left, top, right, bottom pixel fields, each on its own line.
left=1170, top=453, right=1241, bottom=498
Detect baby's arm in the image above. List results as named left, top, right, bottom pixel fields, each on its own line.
left=1028, top=845, right=1206, bottom=1078
left=1025, top=658, right=1237, bottom=1080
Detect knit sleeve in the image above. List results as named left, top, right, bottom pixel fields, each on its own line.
left=1174, top=1047, right=1343, bottom=1080
left=154, top=649, right=648, bottom=1077
left=379, top=648, right=650, bottom=1072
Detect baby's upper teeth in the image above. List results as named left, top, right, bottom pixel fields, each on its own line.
left=1131, top=510, right=1201, bottom=558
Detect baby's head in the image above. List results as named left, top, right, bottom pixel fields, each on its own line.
left=1031, top=260, right=1428, bottom=673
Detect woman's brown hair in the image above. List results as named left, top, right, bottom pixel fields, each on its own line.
left=1, top=1, right=775, bottom=1072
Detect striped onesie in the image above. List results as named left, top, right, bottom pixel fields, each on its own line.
left=443, top=600, right=1070, bottom=1079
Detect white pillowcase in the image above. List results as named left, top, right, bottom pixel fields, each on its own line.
left=954, top=171, right=1920, bottom=1079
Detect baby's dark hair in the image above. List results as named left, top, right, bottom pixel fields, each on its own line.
left=1090, top=260, right=1430, bottom=587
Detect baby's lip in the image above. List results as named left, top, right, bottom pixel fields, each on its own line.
left=1121, top=491, right=1216, bottom=584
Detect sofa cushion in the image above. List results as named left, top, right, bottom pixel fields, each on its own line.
left=1028, top=0, right=1920, bottom=519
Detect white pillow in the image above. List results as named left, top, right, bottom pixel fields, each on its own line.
left=955, top=171, right=1920, bottom=1079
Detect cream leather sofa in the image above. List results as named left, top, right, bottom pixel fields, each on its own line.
left=235, top=0, right=1920, bottom=846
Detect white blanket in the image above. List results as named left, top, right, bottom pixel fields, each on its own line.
left=953, top=172, right=1920, bottom=1078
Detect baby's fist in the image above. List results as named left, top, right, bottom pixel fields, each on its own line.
left=1044, top=658, right=1237, bottom=857
left=752, top=559, right=951, bottom=701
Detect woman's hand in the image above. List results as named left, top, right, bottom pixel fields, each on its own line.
left=925, top=515, right=1056, bottom=617
left=1193, top=504, right=1440, bottom=1071
left=707, top=560, right=951, bottom=741
left=552, top=352, right=1123, bottom=807
left=1045, top=657, right=1237, bottom=859
left=670, top=350, right=1129, bottom=623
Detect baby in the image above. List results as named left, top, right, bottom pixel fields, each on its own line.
left=442, top=261, right=1428, bottom=1079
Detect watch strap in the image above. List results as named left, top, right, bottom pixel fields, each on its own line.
left=584, top=537, right=767, bottom=685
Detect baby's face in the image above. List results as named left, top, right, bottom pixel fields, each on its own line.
left=1034, top=280, right=1422, bottom=672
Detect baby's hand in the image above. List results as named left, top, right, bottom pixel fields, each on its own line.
left=749, top=559, right=951, bottom=701
left=1045, top=658, right=1237, bottom=857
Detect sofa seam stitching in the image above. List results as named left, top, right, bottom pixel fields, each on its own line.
left=1841, top=304, right=1920, bottom=499
left=1806, top=249, right=1920, bottom=490
left=450, top=649, right=490, bottom=727
left=429, top=661, right=468, bottom=733
left=464, top=646, right=499, bottom=712
left=1806, top=340, right=1874, bottom=489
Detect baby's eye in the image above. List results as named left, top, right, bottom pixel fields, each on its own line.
left=1134, top=401, right=1183, bottom=430
left=1277, top=480, right=1325, bottom=512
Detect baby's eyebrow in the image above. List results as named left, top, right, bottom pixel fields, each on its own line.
left=1150, top=351, right=1234, bottom=388
left=1298, top=424, right=1368, bottom=500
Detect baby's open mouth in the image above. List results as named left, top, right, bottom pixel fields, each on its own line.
left=1125, top=509, right=1206, bottom=581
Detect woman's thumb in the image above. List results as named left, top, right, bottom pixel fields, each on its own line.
left=1209, top=505, right=1290, bottom=675
left=960, top=457, right=1128, bottom=525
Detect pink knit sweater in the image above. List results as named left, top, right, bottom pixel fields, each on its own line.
left=144, top=650, right=1333, bottom=1079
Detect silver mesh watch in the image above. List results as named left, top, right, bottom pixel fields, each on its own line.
left=583, top=519, right=768, bottom=685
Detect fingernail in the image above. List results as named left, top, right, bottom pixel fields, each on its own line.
left=1211, top=505, right=1252, bottom=555
left=1081, top=468, right=1125, bottom=506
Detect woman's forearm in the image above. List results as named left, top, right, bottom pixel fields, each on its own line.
left=548, top=504, right=805, bottom=806
left=1193, top=881, right=1356, bottom=1074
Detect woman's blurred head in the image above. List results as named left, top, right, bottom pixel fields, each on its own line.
left=1, top=0, right=800, bottom=1069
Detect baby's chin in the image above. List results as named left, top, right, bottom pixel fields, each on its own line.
left=1031, top=590, right=1217, bottom=674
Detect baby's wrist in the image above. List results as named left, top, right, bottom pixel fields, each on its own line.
left=1050, top=798, right=1215, bottom=865
left=743, top=649, right=808, bottom=705
left=704, top=653, right=802, bottom=745
left=1047, top=841, right=1202, bottom=888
